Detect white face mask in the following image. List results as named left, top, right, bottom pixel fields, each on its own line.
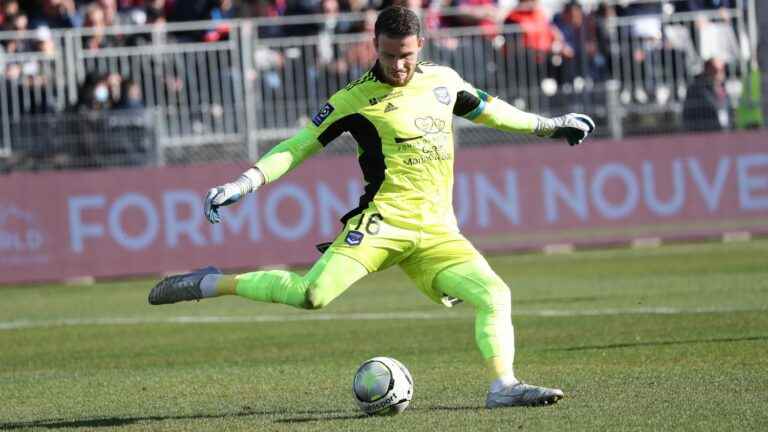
left=94, top=85, right=109, bottom=102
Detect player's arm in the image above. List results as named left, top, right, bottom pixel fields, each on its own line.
left=204, top=96, right=351, bottom=224
left=202, top=129, right=323, bottom=223
left=254, top=128, right=323, bottom=184
left=453, top=86, right=595, bottom=146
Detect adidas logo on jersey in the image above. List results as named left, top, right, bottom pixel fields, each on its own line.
left=384, top=102, right=398, bottom=113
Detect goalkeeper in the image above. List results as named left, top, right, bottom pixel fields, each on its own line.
left=149, top=6, right=594, bottom=409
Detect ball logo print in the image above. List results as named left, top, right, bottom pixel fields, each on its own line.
left=353, top=357, right=413, bottom=416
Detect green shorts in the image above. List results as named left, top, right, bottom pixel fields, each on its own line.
left=328, top=209, right=483, bottom=304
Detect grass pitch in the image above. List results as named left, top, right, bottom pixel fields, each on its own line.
left=1, top=240, right=767, bottom=431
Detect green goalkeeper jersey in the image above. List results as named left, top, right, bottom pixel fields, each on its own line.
left=255, top=61, right=525, bottom=233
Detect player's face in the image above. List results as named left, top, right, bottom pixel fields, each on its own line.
left=374, top=34, right=423, bottom=87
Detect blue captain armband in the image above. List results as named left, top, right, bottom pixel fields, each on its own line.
left=461, top=89, right=494, bottom=120
left=464, top=99, right=487, bottom=120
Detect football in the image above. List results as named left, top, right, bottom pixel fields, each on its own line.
left=352, top=356, right=414, bottom=416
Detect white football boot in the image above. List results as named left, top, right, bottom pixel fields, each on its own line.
left=485, top=382, right=564, bottom=408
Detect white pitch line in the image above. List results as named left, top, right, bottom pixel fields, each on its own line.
left=0, top=307, right=764, bottom=331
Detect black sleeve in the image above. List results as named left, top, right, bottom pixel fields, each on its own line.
left=317, top=117, right=349, bottom=147
left=453, top=90, right=482, bottom=117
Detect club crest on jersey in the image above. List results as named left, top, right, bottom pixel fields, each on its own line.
left=433, top=86, right=451, bottom=105
left=345, top=230, right=364, bottom=246
left=312, top=103, right=335, bottom=126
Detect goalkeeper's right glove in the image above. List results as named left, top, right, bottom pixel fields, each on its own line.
left=204, top=168, right=264, bottom=224
left=535, top=113, right=595, bottom=146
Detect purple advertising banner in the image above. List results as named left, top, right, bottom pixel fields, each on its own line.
left=1, top=131, right=767, bottom=284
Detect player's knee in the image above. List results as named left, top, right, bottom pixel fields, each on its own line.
left=483, top=281, right=511, bottom=314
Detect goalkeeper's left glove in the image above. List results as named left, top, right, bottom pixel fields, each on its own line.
left=535, top=113, right=595, bottom=146
left=204, top=168, right=264, bottom=224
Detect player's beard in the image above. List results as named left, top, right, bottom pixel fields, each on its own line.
left=387, top=68, right=414, bottom=87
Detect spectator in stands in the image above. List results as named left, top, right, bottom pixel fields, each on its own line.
left=553, top=1, right=586, bottom=87
left=338, top=0, right=371, bottom=34
left=104, top=71, right=123, bottom=105
left=2, top=12, right=35, bottom=53
left=668, top=0, right=739, bottom=36
left=74, top=72, right=111, bottom=110
left=115, top=78, right=144, bottom=109
left=70, top=72, right=111, bottom=167
left=315, top=0, right=364, bottom=34
left=111, top=77, right=153, bottom=166
left=204, top=0, right=240, bottom=41
left=340, top=0, right=369, bottom=12
left=683, top=57, right=731, bottom=131
left=243, top=0, right=288, bottom=38
left=435, top=0, right=500, bottom=90
left=338, top=7, right=377, bottom=77
left=1, top=18, right=56, bottom=116
left=145, top=0, right=170, bottom=22
left=674, top=0, right=735, bottom=15
left=210, top=0, right=241, bottom=22
left=93, top=0, right=127, bottom=26
left=615, top=0, right=664, bottom=103
left=242, top=0, right=288, bottom=95
left=380, top=0, right=422, bottom=12
left=6, top=11, right=29, bottom=38
left=69, top=71, right=152, bottom=167
left=505, top=0, right=564, bottom=62
left=34, top=23, right=56, bottom=55
left=440, top=0, right=498, bottom=36
left=585, top=1, right=614, bottom=82
left=83, top=3, right=119, bottom=49
left=29, top=0, right=82, bottom=29
left=675, top=0, right=740, bottom=69
left=116, top=0, right=147, bottom=10
left=169, top=0, right=210, bottom=22
left=1, top=0, right=21, bottom=25
left=315, top=0, right=343, bottom=66
left=504, top=0, right=567, bottom=92
left=1, top=15, right=56, bottom=107
left=123, top=0, right=170, bottom=45
left=282, top=0, right=324, bottom=37
left=7, top=9, right=26, bottom=33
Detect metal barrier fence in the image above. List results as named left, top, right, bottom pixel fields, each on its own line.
left=7, top=108, right=156, bottom=170
left=0, top=2, right=758, bottom=170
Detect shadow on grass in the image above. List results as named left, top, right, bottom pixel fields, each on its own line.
left=515, top=296, right=601, bottom=306
left=274, top=404, right=485, bottom=424
left=1, top=404, right=494, bottom=428
left=273, top=413, right=366, bottom=423
left=422, top=405, right=483, bottom=411
left=555, top=335, right=768, bottom=351
left=0, top=408, right=352, bottom=430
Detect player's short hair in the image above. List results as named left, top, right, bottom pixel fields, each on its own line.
left=375, top=6, right=420, bottom=39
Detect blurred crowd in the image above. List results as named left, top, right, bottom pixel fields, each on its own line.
left=1, top=1, right=741, bottom=67
left=0, top=0, right=750, bottom=171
